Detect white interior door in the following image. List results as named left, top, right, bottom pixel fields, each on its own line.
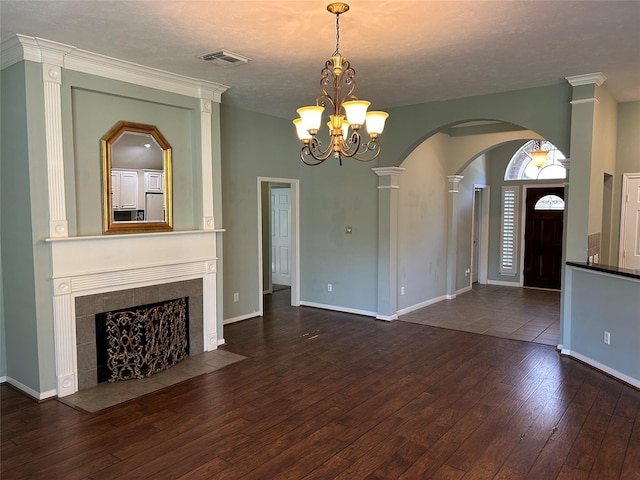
left=620, top=173, right=640, bottom=270
left=271, top=187, right=291, bottom=286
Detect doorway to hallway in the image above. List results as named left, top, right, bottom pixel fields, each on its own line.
left=257, top=177, right=300, bottom=315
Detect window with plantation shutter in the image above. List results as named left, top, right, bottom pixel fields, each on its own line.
left=500, top=186, right=519, bottom=275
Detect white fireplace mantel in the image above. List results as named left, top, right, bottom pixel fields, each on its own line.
left=47, top=229, right=224, bottom=397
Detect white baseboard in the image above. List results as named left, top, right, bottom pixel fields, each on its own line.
left=397, top=294, right=447, bottom=316
left=0, top=375, right=6, bottom=383
left=487, top=279, right=522, bottom=287
left=561, top=349, right=639, bottom=389
left=6, top=377, right=57, bottom=400
left=376, top=314, right=398, bottom=321
left=223, top=312, right=261, bottom=325
left=299, top=301, right=377, bottom=318
left=446, top=293, right=457, bottom=300
left=217, top=338, right=226, bottom=346
left=456, top=285, right=472, bottom=296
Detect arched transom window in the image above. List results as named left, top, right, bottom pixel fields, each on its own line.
left=535, top=194, right=565, bottom=210
left=504, top=140, right=566, bottom=181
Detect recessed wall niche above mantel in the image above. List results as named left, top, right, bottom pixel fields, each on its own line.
left=101, top=121, right=173, bottom=234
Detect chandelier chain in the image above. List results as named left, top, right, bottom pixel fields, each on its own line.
left=333, top=12, right=340, bottom=56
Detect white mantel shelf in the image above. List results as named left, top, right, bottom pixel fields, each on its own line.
left=45, top=228, right=226, bottom=243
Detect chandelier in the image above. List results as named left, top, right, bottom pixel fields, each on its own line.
left=293, top=3, right=389, bottom=166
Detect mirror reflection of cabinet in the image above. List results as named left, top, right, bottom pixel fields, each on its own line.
left=144, top=171, right=164, bottom=193
left=112, top=169, right=139, bottom=210
left=101, top=121, right=173, bottom=234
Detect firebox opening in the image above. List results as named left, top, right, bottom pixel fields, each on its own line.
left=95, top=297, right=190, bottom=384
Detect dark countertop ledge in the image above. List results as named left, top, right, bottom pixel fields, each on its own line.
left=567, top=261, right=640, bottom=280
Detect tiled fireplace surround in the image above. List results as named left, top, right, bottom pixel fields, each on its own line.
left=48, top=231, right=221, bottom=397
left=75, top=280, right=204, bottom=391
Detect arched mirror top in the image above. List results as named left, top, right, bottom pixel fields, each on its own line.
left=101, top=121, right=173, bottom=234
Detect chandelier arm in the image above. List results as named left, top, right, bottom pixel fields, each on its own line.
left=351, top=139, right=382, bottom=162
left=300, top=148, right=327, bottom=166
left=341, top=66, right=357, bottom=103
left=338, top=130, right=362, bottom=157
left=318, top=65, right=337, bottom=110
left=303, top=137, right=334, bottom=164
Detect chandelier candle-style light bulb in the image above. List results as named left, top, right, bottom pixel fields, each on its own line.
left=294, top=2, right=389, bottom=166
left=297, top=106, right=325, bottom=134
left=293, top=118, right=312, bottom=143
left=365, top=111, right=389, bottom=137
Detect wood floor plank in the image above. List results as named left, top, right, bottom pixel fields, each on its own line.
left=1, top=285, right=637, bottom=479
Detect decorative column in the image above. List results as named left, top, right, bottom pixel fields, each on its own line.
left=40, top=40, right=73, bottom=237
left=372, top=167, right=405, bottom=320
left=564, top=73, right=606, bottom=262
left=446, top=175, right=464, bottom=298
left=561, top=72, right=606, bottom=355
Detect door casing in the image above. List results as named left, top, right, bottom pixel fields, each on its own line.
left=257, top=177, right=300, bottom=315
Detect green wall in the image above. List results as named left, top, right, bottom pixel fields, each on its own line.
left=383, top=84, right=572, bottom=168
left=220, top=105, right=301, bottom=320
left=299, top=154, right=380, bottom=312
left=397, top=134, right=449, bottom=308
left=1, top=61, right=49, bottom=393
left=569, top=268, right=640, bottom=382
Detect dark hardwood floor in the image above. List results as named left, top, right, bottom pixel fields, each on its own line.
left=2, top=289, right=639, bottom=479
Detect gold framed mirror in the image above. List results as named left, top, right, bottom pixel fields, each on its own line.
left=101, top=121, right=173, bottom=234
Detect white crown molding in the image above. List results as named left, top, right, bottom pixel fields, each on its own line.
left=566, top=72, right=607, bottom=87
left=1, top=34, right=229, bottom=102
left=570, top=98, right=600, bottom=105
left=372, top=167, right=406, bottom=177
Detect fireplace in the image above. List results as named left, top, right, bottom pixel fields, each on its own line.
left=48, top=230, right=221, bottom=397
left=76, top=280, right=204, bottom=390
left=95, top=297, right=189, bottom=384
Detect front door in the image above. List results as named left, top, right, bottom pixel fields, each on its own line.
left=524, top=187, right=565, bottom=289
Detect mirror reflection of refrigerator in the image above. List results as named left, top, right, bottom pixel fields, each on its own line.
left=145, top=193, right=164, bottom=221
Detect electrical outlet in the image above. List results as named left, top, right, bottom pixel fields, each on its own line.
left=327, top=283, right=332, bottom=292
left=233, top=292, right=239, bottom=303
left=604, top=331, right=611, bottom=345
left=401, top=286, right=405, bottom=295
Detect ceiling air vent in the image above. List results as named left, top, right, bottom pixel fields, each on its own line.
left=198, top=50, right=251, bottom=65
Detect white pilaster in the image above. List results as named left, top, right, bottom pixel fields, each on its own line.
left=53, top=279, right=77, bottom=396
left=203, top=261, right=218, bottom=351
left=200, top=99, right=216, bottom=229
left=446, top=175, right=464, bottom=297
left=43, top=62, right=69, bottom=237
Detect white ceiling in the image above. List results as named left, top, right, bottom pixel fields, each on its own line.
left=2, top=0, right=639, bottom=119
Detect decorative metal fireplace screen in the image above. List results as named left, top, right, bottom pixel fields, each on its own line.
left=95, top=298, right=189, bottom=383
